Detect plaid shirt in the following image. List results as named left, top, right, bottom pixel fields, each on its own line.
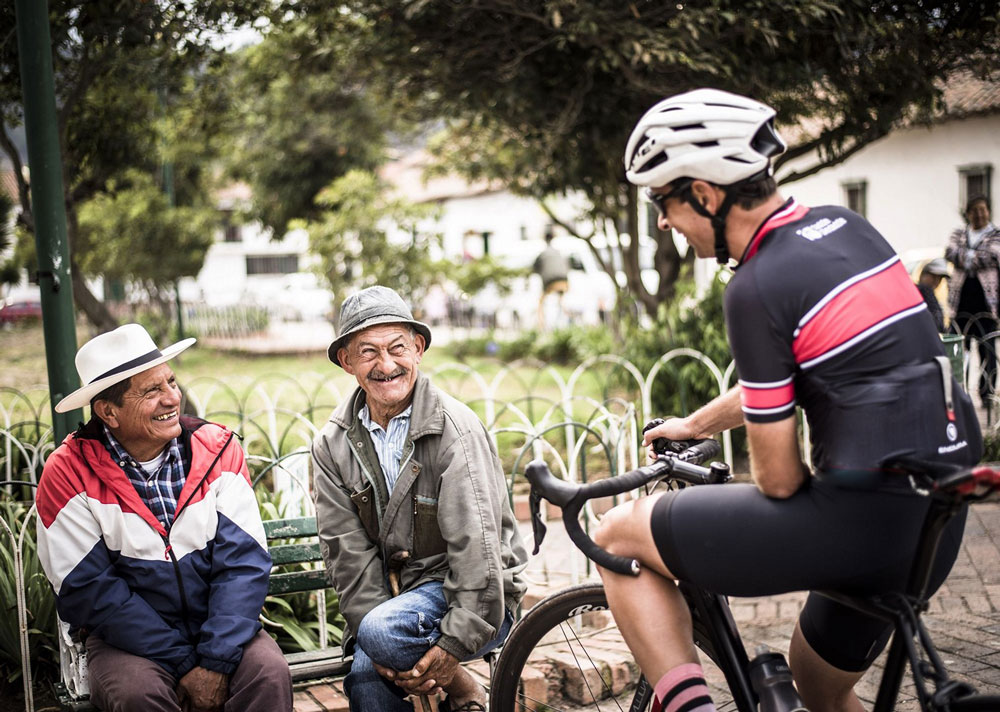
left=101, top=424, right=186, bottom=529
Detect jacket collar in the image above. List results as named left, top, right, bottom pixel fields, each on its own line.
left=332, top=372, right=445, bottom=441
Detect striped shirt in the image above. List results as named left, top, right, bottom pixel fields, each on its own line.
left=359, top=404, right=412, bottom=493
left=101, top=424, right=185, bottom=529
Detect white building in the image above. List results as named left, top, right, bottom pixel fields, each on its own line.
left=779, top=72, right=999, bottom=261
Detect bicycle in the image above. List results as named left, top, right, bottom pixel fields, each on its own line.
left=489, top=435, right=1000, bottom=712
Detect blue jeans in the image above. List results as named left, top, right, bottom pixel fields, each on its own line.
left=344, top=581, right=513, bottom=712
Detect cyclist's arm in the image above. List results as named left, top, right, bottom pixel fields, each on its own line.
left=746, top=415, right=807, bottom=499
left=642, top=387, right=744, bottom=448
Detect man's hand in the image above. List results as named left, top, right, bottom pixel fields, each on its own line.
left=175, top=666, right=228, bottom=712
left=391, top=646, right=461, bottom=696
left=642, top=417, right=700, bottom=461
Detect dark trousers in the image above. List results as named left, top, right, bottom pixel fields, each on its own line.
left=953, top=311, right=998, bottom=402
left=86, top=630, right=292, bottom=712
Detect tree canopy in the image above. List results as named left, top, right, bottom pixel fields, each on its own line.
left=0, top=0, right=268, bottom=330
left=325, top=0, right=999, bottom=315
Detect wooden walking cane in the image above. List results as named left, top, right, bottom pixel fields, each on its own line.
left=388, top=551, right=434, bottom=712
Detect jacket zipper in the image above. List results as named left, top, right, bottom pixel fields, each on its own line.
left=161, top=431, right=235, bottom=639
left=162, top=532, right=196, bottom=639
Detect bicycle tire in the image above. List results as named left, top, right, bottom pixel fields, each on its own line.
left=490, top=582, right=741, bottom=712
left=946, top=694, right=1000, bottom=711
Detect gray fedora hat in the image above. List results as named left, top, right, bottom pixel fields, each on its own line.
left=328, top=286, right=432, bottom=367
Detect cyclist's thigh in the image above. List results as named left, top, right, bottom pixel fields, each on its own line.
left=649, top=479, right=965, bottom=597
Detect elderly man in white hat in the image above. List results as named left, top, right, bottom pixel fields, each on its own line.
left=312, top=286, right=527, bottom=712
left=35, top=324, right=291, bottom=712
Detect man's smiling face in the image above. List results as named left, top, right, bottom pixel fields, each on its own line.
left=338, top=324, right=425, bottom=427
left=95, top=363, right=183, bottom=461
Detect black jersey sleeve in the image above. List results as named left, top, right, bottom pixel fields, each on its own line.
left=724, top=268, right=798, bottom=423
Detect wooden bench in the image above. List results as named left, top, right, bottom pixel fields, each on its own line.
left=55, top=515, right=350, bottom=710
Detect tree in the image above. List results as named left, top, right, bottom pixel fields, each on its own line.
left=75, top=171, right=215, bottom=341
left=329, top=0, right=999, bottom=316
left=221, top=14, right=403, bottom=236
left=0, top=0, right=269, bottom=330
left=0, top=191, right=20, bottom=289
left=306, top=169, right=442, bottom=318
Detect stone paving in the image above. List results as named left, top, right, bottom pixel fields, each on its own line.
left=293, top=501, right=1000, bottom=711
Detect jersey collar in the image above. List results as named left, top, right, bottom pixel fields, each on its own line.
left=737, top=198, right=810, bottom=266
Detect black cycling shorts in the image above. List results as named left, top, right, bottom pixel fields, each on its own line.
left=650, top=477, right=966, bottom=672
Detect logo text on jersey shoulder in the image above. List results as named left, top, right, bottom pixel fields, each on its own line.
left=796, top=217, right=847, bottom=241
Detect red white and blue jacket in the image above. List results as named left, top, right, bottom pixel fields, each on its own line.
left=36, top=416, right=270, bottom=677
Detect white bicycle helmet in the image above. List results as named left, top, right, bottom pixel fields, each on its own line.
left=624, top=88, right=786, bottom=188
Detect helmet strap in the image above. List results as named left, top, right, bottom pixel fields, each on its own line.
left=683, top=188, right=740, bottom=265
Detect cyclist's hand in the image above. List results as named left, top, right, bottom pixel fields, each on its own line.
left=642, top=417, right=699, bottom=460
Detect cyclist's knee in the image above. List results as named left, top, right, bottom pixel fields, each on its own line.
left=593, top=493, right=661, bottom=554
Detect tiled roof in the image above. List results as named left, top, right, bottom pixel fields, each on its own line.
left=379, top=149, right=502, bottom=203
left=941, top=70, right=1000, bottom=117
left=1, top=169, right=19, bottom=204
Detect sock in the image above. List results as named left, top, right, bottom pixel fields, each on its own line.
left=652, top=663, right=716, bottom=712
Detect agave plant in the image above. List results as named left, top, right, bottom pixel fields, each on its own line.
left=0, top=493, right=58, bottom=686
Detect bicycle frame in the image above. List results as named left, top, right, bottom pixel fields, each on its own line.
left=815, top=495, right=975, bottom=712
left=681, top=582, right=757, bottom=710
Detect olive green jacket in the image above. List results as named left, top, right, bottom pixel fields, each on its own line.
left=311, top=373, right=528, bottom=660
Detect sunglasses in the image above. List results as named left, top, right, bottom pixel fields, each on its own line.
left=645, top=179, right=694, bottom=219
left=645, top=188, right=669, bottom=219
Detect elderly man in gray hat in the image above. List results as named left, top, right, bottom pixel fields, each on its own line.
left=312, top=286, right=527, bottom=712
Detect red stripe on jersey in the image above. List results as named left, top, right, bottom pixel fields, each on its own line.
left=741, top=382, right=795, bottom=410
left=743, top=201, right=810, bottom=263
left=793, top=262, right=923, bottom=365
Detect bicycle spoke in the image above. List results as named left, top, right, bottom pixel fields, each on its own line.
left=559, top=619, right=625, bottom=712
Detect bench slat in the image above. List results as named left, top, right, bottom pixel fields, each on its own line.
left=268, top=568, right=330, bottom=595
left=269, top=542, right=322, bottom=565
left=264, top=516, right=318, bottom=539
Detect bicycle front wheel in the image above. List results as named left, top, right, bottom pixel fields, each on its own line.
left=490, top=582, right=740, bottom=712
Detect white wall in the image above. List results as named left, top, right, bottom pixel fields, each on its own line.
left=779, top=113, right=1000, bottom=258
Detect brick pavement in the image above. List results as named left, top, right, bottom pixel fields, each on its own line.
left=294, top=501, right=1000, bottom=710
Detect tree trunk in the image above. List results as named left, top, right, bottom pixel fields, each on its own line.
left=70, top=263, right=118, bottom=332
left=65, top=212, right=118, bottom=332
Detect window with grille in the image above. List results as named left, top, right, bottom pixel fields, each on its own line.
left=959, top=164, right=992, bottom=210
left=245, top=254, right=299, bottom=275
left=842, top=181, right=868, bottom=218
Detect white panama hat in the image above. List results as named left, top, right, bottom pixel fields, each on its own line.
left=55, top=323, right=196, bottom=413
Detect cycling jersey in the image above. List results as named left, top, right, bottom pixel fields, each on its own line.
left=724, top=199, right=981, bottom=475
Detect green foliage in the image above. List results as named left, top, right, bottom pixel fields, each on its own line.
left=0, top=192, right=20, bottom=289
left=449, top=325, right=615, bottom=365
left=318, top=0, right=998, bottom=315
left=0, top=0, right=268, bottom=329
left=222, top=14, right=400, bottom=235
left=256, top=488, right=345, bottom=654
left=623, top=272, right=732, bottom=417
left=307, top=169, right=442, bottom=311
left=77, top=171, right=216, bottom=285
left=0, top=494, right=58, bottom=687
left=983, top=428, right=1000, bottom=462
left=451, top=255, right=529, bottom=298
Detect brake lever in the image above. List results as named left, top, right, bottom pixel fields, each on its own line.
left=529, top=488, right=548, bottom=555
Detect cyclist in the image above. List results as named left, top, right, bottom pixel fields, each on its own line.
left=594, top=89, right=982, bottom=712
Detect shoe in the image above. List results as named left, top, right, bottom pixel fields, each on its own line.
left=440, top=696, right=487, bottom=712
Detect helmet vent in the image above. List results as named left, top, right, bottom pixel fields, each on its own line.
left=695, top=140, right=719, bottom=148
left=672, top=123, right=704, bottom=132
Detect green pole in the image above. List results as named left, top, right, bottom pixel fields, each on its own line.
left=15, top=0, right=82, bottom=440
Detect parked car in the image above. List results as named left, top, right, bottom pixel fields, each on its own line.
left=0, top=300, right=43, bottom=324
